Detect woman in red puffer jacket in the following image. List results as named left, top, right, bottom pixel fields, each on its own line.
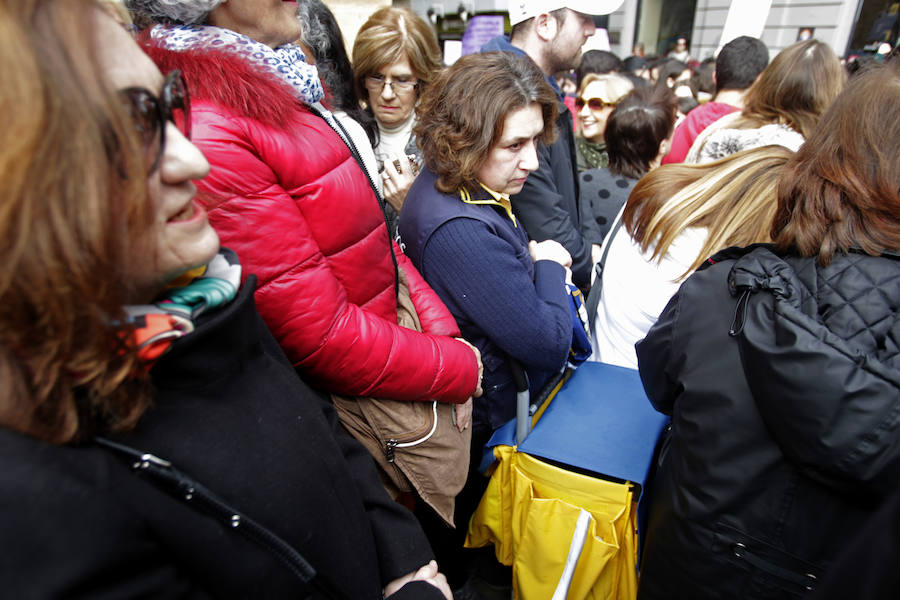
left=142, top=39, right=480, bottom=406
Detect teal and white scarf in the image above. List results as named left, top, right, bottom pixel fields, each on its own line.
left=124, top=249, right=242, bottom=368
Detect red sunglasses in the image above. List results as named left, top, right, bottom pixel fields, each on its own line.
left=575, top=97, right=616, bottom=111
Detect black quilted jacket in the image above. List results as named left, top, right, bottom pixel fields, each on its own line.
left=635, top=245, right=900, bottom=600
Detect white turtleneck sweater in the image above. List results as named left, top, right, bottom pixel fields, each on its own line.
left=374, top=113, right=416, bottom=169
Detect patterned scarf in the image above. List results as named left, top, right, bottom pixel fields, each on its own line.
left=576, top=137, right=609, bottom=171
left=123, top=249, right=242, bottom=370
left=150, top=24, right=324, bottom=106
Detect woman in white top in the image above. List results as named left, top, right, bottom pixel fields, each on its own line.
left=686, top=39, right=844, bottom=164
left=591, top=146, right=792, bottom=368
left=352, top=7, right=443, bottom=219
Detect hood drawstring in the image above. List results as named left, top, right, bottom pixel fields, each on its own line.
left=729, top=288, right=752, bottom=337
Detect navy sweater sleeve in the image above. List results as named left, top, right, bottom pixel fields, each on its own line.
left=512, top=123, right=592, bottom=291
left=422, top=217, right=571, bottom=372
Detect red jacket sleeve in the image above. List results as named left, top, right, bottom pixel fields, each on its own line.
left=395, top=242, right=463, bottom=338
left=192, top=103, right=478, bottom=403
left=662, top=102, right=740, bottom=164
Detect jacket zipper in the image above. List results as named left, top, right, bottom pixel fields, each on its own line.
left=311, top=105, right=399, bottom=297
left=384, top=400, right=439, bottom=463
left=729, top=288, right=752, bottom=336
left=731, top=542, right=818, bottom=591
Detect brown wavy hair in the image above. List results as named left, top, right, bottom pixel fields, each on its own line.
left=734, top=39, right=845, bottom=139
left=414, top=51, right=558, bottom=194
left=0, top=0, right=155, bottom=444
left=351, top=7, right=442, bottom=111
left=772, top=63, right=900, bottom=265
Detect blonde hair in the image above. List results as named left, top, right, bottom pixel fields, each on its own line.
left=351, top=7, right=443, bottom=103
left=577, top=72, right=633, bottom=104
left=623, top=145, right=793, bottom=279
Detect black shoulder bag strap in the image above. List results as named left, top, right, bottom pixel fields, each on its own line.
left=94, top=437, right=344, bottom=600
left=585, top=217, right=625, bottom=333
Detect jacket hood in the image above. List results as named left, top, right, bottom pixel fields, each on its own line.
left=727, top=246, right=900, bottom=494
left=479, top=36, right=563, bottom=98
left=141, top=38, right=310, bottom=130
left=480, top=35, right=518, bottom=54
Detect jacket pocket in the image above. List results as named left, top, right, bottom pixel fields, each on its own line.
left=383, top=401, right=439, bottom=462
left=713, top=522, right=820, bottom=598
left=354, top=396, right=434, bottom=442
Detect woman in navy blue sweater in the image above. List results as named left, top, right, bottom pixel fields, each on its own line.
left=399, top=51, right=576, bottom=593
left=399, top=51, right=572, bottom=445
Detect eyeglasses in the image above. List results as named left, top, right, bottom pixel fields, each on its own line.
left=575, top=97, right=616, bottom=112
left=120, top=70, right=191, bottom=172
left=364, top=74, right=418, bottom=94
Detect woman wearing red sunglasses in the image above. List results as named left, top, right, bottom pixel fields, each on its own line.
left=579, top=84, right=678, bottom=247
left=573, top=72, right=633, bottom=172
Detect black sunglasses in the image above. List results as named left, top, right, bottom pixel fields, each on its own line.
left=120, top=70, right=191, bottom=172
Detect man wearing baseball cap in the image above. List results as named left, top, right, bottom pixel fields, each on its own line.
left=481, top=0, right=624, bottom=291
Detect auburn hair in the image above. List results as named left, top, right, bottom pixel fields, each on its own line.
left=0, top=0, right=154, bottom=443
left=772, top=63, right=900, bottom=264
left=415, top=51, right=558, bottom=195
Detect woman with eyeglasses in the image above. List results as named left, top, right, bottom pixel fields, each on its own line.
left=352, top=7, right=444, bottom=220
left=574, top=72, right=633, bottom=172
left=0, top=1, right=452, bottom=598
left=123, top=0, right=483, bottom=523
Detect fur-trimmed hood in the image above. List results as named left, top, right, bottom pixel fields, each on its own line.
left=141, top=34, right=310, bottom=129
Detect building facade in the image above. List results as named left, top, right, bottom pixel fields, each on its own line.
left=400, top=0, right=898, bottom=60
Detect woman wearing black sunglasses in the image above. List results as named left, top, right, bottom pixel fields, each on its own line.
left=0, top=1, right=450, bottom=598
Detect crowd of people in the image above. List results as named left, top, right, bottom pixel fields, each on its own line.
left=1, top=0, right=899, bottom=599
